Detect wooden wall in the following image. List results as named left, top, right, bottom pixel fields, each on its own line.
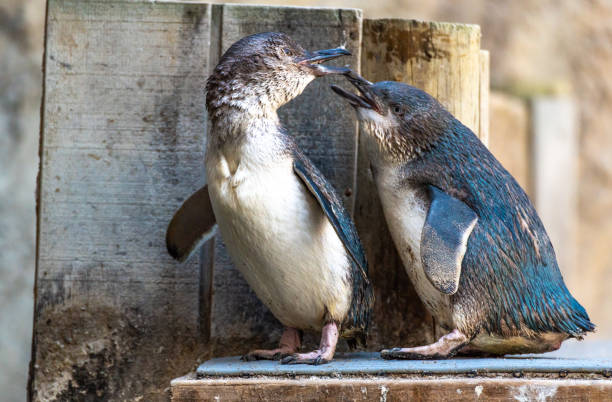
left=30, top=2, right=488, bottom=400
left=32, top=2, right=215, bottom=400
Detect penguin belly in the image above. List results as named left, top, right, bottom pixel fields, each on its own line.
left=207, top=154, right=352, bottom=331
left=375, top=173, right=454, bottom=329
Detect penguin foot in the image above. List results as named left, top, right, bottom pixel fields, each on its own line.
left=280, top=348, right=334, bottom=365
left=281, top=321, right=339, bottom=365
left=241, top=327, right=301, bottom=361
left=381, top=329, right=469, bottom=360
left=241, top=348, right=294, bottom=361
left=455, top=344, right=500, bottom=357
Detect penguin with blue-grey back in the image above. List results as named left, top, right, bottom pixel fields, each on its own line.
left=332, top=71, right=594, bottom=358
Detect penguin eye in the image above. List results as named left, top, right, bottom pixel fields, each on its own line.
left=393, top=106, right=401, bottom=114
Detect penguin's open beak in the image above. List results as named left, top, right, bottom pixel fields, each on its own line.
left=331, top=71, right=382, bottom=114
left=298, top=47, right=351, bottom=76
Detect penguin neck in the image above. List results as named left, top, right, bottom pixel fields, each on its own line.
left=207, top=103, right=293, bottom=173
left=210, top=104, right=283, bottom=143
left=360, top=109, right=449, bottom=168
left=361, top=121, right=420, bottom=166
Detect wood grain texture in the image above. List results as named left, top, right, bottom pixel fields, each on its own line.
left=356, top=19, right=485, bottom=349
left=208, top=4, right=363, bottom=357
left=31, top=1, right=213, bottom=400
left=171, top=377, right=612, bottom=402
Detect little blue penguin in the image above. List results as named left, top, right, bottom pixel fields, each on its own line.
left=165, top=33, right=373, bottom=364
left=331, top=72, right=594, bottom=358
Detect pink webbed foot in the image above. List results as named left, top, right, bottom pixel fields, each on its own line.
left=242, top=327, right=301, bottom=361
left=381, top=329, right=469, bottom=360
left=281, top=322, right=338, bottom=365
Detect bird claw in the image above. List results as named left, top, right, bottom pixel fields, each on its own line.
left=381, top=330, right=468, bottom=360
left=280, top=354, right=296, bottom=365
left=381, top=347, right=447, bottom=360
left=241, top=353, right=256, bottom=362
left=242, top=349, right=292, bottom=361
left=281, top=353, right=330, bottom=365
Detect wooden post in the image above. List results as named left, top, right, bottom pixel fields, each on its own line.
left=356, top=19, right=487, bottom=349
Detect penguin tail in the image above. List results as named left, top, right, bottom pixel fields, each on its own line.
left=559, top=294, right=595, bottom=338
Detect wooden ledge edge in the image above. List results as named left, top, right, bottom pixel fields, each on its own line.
left=171, top=375, right=612, bottom=401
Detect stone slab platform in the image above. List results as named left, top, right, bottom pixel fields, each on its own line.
left=171, top=352, right=612, bottom=401
left=193, top=352, right=612, bottom=378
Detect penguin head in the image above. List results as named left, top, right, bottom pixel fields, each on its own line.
left=207, top=32, right=350, bottom=118
left=332, top=72, right=449, bottom=161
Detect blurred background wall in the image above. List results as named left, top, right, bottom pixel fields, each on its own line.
left=1, top=0, right=45, bottom=399
left=2, top=0, right=611, bottom=400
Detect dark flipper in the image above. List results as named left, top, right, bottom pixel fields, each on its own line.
left=292, top=151, right=373, bottom=345
left=421, top=185, right=478, bottom=295
left=293, top=161, right=368, bottom=284
left=166, top=185, right=217, bottom=262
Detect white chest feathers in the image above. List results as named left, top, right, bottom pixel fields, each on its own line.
left=205, top=137, right=352, bottom=331
left=374, top=167, right=453, bottom=327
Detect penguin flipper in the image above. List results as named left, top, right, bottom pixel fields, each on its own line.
left=293, top=158, right=368, bottom=283
left=292, top=152, right=373, bottom=342
left=166, top=185, right=217, bottom=263
left=421, top=185, right=478, bottom=295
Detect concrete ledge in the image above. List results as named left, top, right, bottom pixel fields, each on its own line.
left=171, top=353, right=612, bottom=401
left=195, top=352, right=612, bottom=378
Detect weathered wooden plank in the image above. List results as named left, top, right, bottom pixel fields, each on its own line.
left=531, top=97, right=578, bottom=284
left=356, top=19, right=485, bottom=349
left=208, top=4, right=363, bottom=357
left=171, top=376, right=612, bottom=402
left=31, top=1, right=213, bottom=400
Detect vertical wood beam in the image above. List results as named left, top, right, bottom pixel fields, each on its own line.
left=31, top=2, right=213, bottom=400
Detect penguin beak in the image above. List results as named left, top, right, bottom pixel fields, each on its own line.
left=331, top=71, right=382, bottom=114
left=298, top=47, right=351, bottom=76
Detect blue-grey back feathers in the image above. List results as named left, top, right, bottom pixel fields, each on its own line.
left=419, top=117, right=594, bottom=337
